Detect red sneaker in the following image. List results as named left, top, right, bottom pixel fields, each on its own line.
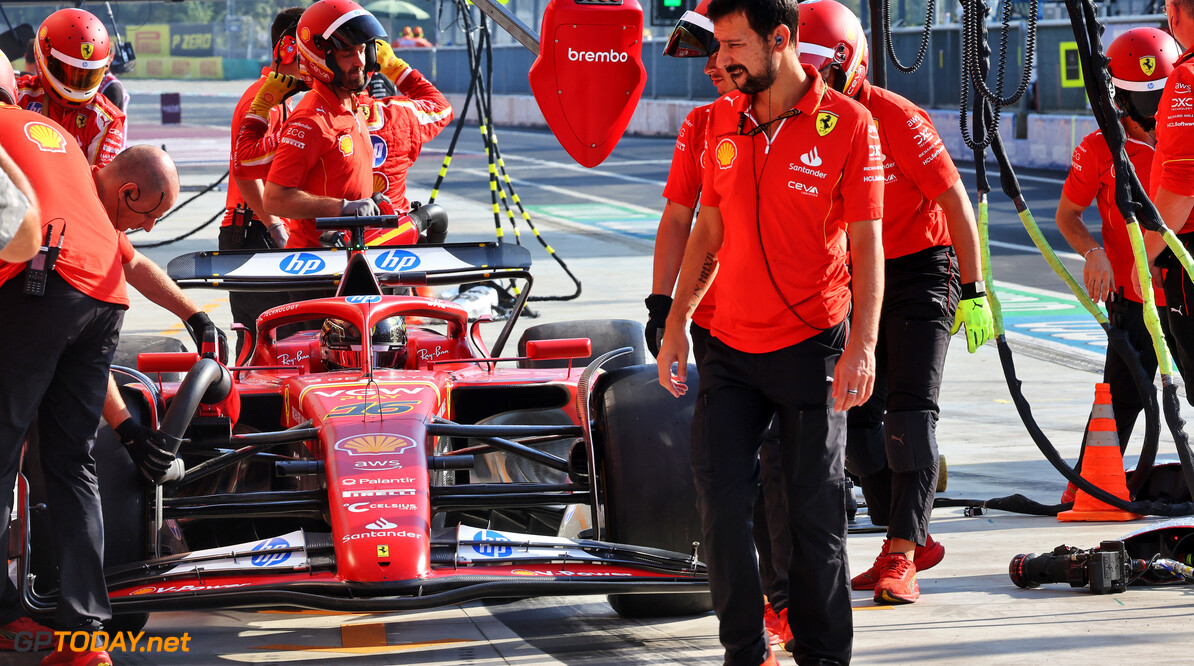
left=851, top=536, right=945, bottom=590
left=763, top=604, right=793, bottom=651
left=0, top=616, right=55, bottom=651
left=873, top=553, right=920, bottom=604
left=1061, top=482, right=1077, bottom=504
left=40, top=646, right=112, bottom=666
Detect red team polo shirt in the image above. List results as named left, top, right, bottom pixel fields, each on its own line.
left=663, top=102, right=718, bottom=329
left=700, top=65, right=884, bottom=353
left=263, top=82, right=373, bottom=248
left=362, top=67, right=454, bottom=213
left=0, top=105, right=133, bottom=305
left=1151, top=49, right=1194, bottom=233
left=857, top=80, right=957, bottom=259
left=16, top=74, right=125, bottom=167
left=225, top=69, right=293, bottom=228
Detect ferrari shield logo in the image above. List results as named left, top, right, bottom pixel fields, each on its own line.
left=1141, top=56, right=1156, bottom=76
left=377, top=545, right=390, bottom=557
left=816, top=112, right=839, bottom=137
left=715, top=138, right=737, bottom=169
left=75, top=114, right=86, bottom=129
left=81, top=42, right=94, bottom=60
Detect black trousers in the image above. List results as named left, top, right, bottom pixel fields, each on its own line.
left=692, top=323, right=791, bottom=614
left=1158, top=236, right=1194, bottom=405
left=0, top=273, right=122, bottom=630
left=218, top=222, right=291, bottom=358
left=692, top=326, right=851, bottom=666
left=846, top=246, right=958, bottom=545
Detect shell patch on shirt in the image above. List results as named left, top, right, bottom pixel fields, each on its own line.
left=715, top=138, right=737, bottom=169
left=24, top=121, right=67, bottom=153
left=338, top=134, right=354, bottom=156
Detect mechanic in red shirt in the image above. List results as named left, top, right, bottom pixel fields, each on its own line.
left=798, top=0, right=992, bottom=606
left=0, top=58, right=41, bottom=264
left=222, top=7, right=306, bottom=355
left=16, top=9, right=125, bottom=167
left=259, top=0, right=391, bottom=249
left=363, top=39, right=453, bottom=225
left=0, top=106, right=175, bottom=665
left=649, top=3, right=792, bottom=651
left=655, top=0, right=883, bottom=662
left=1142, top=0, right=1194, bottom=400
left=1059, top=28, right=1181, bottom=500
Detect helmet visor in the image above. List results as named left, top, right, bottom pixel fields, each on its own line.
left=43, top=48, right=106, bottom=94
left=325, top=10, right=388, bottom=49
left=664, top=12, right=718, bottom=58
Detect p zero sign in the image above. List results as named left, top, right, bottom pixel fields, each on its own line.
left=528, top=0, right=646, bottom=168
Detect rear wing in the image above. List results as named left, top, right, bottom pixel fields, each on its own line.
left=167, top=242, right=532, bottom=292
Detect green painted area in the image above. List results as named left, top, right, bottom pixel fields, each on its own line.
left=525, top=203, right=658, bottom=222
left=994, top=283, right=1102, bottom=318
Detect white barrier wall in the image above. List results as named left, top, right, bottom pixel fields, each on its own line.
left=447, top=93, right=1100, bottom=173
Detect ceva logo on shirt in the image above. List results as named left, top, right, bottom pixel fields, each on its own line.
left=280, top=253, right=326, bottom=275
left=374, top=249, right=421, bottom=272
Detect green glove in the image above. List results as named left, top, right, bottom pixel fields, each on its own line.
left=951, top=281, right=994, bottom=353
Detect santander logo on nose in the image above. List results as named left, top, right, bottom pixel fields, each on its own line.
left=567, top=47, right=629, bottom=63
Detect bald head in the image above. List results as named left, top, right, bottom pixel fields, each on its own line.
left=95, top=145, right=180, bottom=233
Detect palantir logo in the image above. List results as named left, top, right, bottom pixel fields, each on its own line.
left=472, top=530, right=513, bottom=558
left=250, top=537, right=291, bottom=566
left=801, top=147, right=822, bottom=167
left=374, top=249, right=421, bottom=272
left=280, top=252, right=326, bottom=275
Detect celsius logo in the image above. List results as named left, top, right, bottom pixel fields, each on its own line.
left=374, top=249, right=421, bottom=272
left=800, top=147, right=822, bottom=167
left=280, top=252, right=326, bottom=275
left=567, top=48, right=629, bottom=63
left=250, top=537, right=291, bottom=567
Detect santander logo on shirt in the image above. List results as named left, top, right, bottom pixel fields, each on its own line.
left=800, top=147, right=822, bottom=167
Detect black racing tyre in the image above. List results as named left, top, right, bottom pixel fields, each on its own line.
left=594, top=363, right=712, bottom=618
left=25, top=338, right=171, bottom=631
left=517, top=320, right=647, bottom=371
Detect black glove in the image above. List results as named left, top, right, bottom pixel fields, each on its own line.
left=114, top=417, right=175, bottom=483
left=186, top=311, right=229, bottom=362
left=644, top=294, right=673, bottom=358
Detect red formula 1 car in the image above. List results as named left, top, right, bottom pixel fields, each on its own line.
left=16, top=209, right=709, bottom=632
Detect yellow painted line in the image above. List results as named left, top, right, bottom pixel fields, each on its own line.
left=255, top=638, right=473, bottom=654
left=154, top=297, right=228, bottom=336
left=256, top=609, right=360, bottom=616
left=852, top=605, right=895, bottom=611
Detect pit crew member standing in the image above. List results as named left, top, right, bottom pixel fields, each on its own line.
left=1141, top=0, right=1194, bottom=400
left=363, top=39, right=453, bottom=221
left=1058, top=28, right=1180, bottom=496
left=223, top=7, right=305, bottom=355
left=17, top=8, right=125, bottom=167
left=648, top=3, right=793, bottom=650
left=259, top=0, right=390, bottom=249
left=656, top=0, right=884, bottom=662
left=797, top=0, right=993, bottom=606
left=0, top=106, right=147, bottom=666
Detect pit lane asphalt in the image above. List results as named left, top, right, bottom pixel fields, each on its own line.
left=10, top=85, right=1194, bottom=664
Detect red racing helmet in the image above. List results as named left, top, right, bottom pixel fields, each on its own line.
left=0, top=57, right=15, bottom=105
left=1107, top=27, right=1180, bottom=130
left=797, top=0, right=868, bottom=98
left=296, top=0, right=387, bottom=87
left=663, top=0, right=717, bottom=58
left=34, top=8, right=112, bottom=108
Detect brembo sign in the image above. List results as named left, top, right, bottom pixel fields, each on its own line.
left=528, top=0, right=646, bottom=168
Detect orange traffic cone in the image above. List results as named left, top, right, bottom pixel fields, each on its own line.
left=1058, top=383, right=1142, bottom=522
